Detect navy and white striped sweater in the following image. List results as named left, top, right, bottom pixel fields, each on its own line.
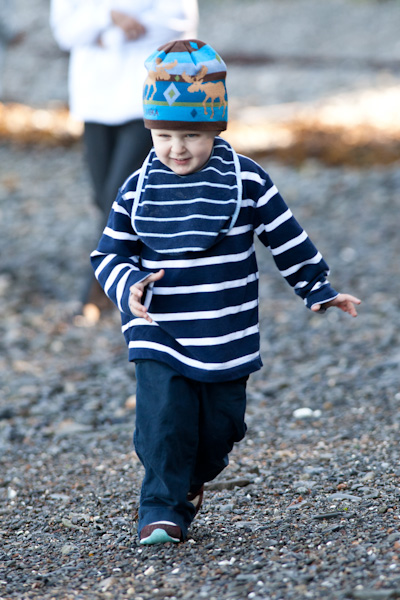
left=91, top=139, right=338, bottom=383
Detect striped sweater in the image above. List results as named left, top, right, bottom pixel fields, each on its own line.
left=91, top=138, right=338, bottom=382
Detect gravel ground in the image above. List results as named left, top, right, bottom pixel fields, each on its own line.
left=1, top=1, right=400, bottom=599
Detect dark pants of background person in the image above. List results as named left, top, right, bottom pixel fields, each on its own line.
left=83, top=119, right=152, bottom=306
left=134, top=360, right=248, bottom=540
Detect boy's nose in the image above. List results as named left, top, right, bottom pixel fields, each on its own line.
left=171, top=137, right=186, bottom=154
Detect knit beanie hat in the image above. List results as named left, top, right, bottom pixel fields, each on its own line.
left=143, top=39, right=228, bottom=131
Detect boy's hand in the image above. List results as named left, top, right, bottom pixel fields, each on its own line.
left=129, top=270, right=164, bottom=323
left=311, top=293, right=361, bottom=317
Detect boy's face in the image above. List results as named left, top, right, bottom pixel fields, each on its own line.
left=151, top=130, right=218, bottom=175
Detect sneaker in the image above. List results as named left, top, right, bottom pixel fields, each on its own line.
left=187, top=484, right=204, bottom=516
left=139, top=521, right=182, bottom=545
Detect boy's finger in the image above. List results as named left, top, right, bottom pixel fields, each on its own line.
left=147, top=269, right=165, bottom=283
left=130, top=292, right=141, bottom=303
left=337, top=300, right=358, bottom=317
left=130, top=306, right=152, bottom=322
left=130, top=284, right=143, bottom=296
left=347, top=302, right=358, bottom=317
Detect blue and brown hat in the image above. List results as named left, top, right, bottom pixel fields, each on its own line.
left=143, top=39, right=228, bottom=131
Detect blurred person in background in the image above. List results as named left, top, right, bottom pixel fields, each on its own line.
left=49, top=0, right=198, bottom=317
left=0, top=0, right=24, bottom=100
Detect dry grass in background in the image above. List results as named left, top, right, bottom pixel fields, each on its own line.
left=1, top=85, right=400, bottom=167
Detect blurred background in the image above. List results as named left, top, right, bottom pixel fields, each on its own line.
left=2, top=0, right=400, bottom=162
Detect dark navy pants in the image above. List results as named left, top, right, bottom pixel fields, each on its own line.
left=84, top=119, right=152, bottom=226
left=134, top=360, right=248, bottom=539
left=82, top=119, right=152, bottom=305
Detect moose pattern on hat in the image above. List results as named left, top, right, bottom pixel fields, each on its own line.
left=143, top=39, right=228, bottom=131
left=181, top=65, right=227, bottom=120
left=144, top=58, right=179, bottom=103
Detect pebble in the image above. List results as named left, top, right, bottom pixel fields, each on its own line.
left=292, top=408, right=322, bottom=419
left=330, top=493, right=363, bottom=502
left=206, top=478, right=253, bottom=491
left=350, top=590, right=400, bottom=600
left=387, top=533, right=400, bottom=544
left=98, top=577, right=116, bottom=592
left=61, top=544, right=79, bottom=556
left=312, top=512, right=347, bottom=521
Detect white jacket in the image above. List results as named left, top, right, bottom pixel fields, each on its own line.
left=50, top=0, right=198, bottom=124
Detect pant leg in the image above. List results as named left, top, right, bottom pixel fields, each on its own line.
left=190, top=376, right=248, bottom=491
left=83, top=122, right=114, bottom=214
left=82, top=120, right=152, bottom=306
left=81, top=123, right=114, bottom=306
left=84, top=119, right=152, bottom=221
left=0, top=45, right=6, bottom=100
left=134, top=360, right=200, bottom=539
left=99, top=119, right=152, bottom=227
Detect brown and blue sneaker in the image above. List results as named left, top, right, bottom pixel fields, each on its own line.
left=187, top=484, right=204, bottom=516
left=139, top=521, right=182, bottom=545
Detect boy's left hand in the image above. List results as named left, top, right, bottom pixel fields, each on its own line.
left=129, top=269, right=164, bottom=323
left=311, top=293, right=361, bottom=317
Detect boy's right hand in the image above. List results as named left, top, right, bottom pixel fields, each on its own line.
left=129, top=270, right=164, bottom=323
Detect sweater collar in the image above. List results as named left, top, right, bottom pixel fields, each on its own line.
left=133, top=137, right=242, bottom=255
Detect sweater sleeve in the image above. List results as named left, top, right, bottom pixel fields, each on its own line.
left=49, top=0, right=111, bottom=50
left=90, top=184, right=154, bottom=316
left=145, top=0, right=199, bottom=39
left=251, top=168, right=339, bottom=309
left=50, top=0, right=198, bottom=51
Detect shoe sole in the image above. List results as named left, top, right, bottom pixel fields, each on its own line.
left=140, top=528, right=181, bottom=545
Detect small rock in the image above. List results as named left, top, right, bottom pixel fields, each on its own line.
left=361, top=472, right=376, bottom=482
left=125, top=395, right=137, bottom=410
left=312, top=512, right=346, bottom=520
left=206, top=478, right=252, bottom=491
left=55, top=420, right=92, bottom=437
left=61, top=543, right=78, bottom=556
left=98, top=577, right=115, bottom=592
left=287, top=500, right=309, bottom=510
left=219, top=503, right=235, bottom=512
left=48, top=493, right=71, bottom=502
left=293, top=407, right=321, bottom=419
left=350, top=589, right=400, bottom=599
left=7, top=487, right=17, bottom=500
left=330, top=492, right=362, bottom=502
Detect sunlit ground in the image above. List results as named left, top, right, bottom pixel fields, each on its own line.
left=226, top=84, right=400, bottom=166
left=1, top=84, right=399, bottom=167
left=0, top=102, right=82, bottom=146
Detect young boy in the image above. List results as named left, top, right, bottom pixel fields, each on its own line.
left=91, top=39, right=361, bottom=545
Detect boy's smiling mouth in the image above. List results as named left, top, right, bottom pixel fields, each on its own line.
left=151, top=130, right=218, bottom=175
left=170, top=157, right=192, bottom=168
